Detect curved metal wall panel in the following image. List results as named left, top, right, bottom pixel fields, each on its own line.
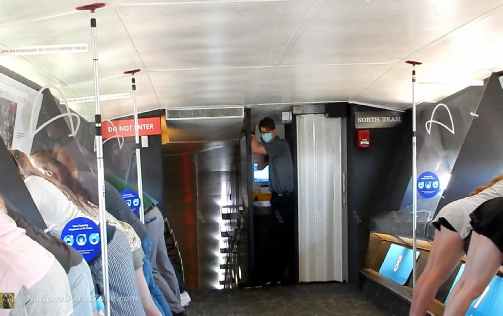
left=164, top=151, right=199, bottom=289
left=164, top=141, right=240, bottom=289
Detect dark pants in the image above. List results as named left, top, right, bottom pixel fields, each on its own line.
left=268, top=192, right=295, bottom=283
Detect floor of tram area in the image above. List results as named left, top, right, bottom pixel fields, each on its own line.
left=186, top=282, right=386, bottom=316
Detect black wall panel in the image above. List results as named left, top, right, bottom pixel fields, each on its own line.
left=0, top=137, right=46, bottom=229
left=103, top=110, right=166, bottom=212
left=439, top=73, right=503, bottom=209
left=140, top=135, right=165, bottom=211
left=347, top=105, right=412, bottom=283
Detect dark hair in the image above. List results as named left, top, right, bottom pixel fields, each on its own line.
left=30, top=151, right=95, bottom=209
left=259, top=117, right=276, bottom=131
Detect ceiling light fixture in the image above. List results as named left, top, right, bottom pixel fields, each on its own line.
left=0, top=44, right=88, bottom=56
left=165, top=106, right=244, bottom=121
left=417, top=80, right=484, bottom=87
left=146, top=60, right=396, bottom=73
left=67, top=92, right=131, bottom=104
left=119, top=0, right=288, bottom=7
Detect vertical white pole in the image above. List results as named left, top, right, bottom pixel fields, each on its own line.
left=129, top=71, right=146, bottom=224
left=91, top=14, right=111, bottom=316
left=412, top=65, right=418, bottom=289
left=78, top=4, right=111, bottom=315
left=406, top=60, right=421, bottom=288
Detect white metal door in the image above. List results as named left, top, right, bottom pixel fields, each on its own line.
left=296, top=114, right=347, bottom=282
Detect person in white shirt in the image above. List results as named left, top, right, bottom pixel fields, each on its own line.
left=410, top=176, right=503, bottom=316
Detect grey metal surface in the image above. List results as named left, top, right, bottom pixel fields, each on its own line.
left=165, top=106, right=244, bottom=143
left=166, top=107, right=244, bottom=119
left=296, top=114, right=347, bottom=282
left=164, top=140, right=241, bottom=289
left=167, top=118, right=243, bottom=143
left=163, top=150, right=199, bottom=289
left=1, top=2, right=503, bottom=118
left=195, top=141, right=240, bottom=289
left=292, top=104, right=326, bottom=115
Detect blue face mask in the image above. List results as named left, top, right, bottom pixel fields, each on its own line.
left=262, top=132, right=273, bottom=143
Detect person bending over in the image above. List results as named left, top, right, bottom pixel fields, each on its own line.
left=444, top=197, right=503, bottom=315
left=410, top=175, right=503, bottom=316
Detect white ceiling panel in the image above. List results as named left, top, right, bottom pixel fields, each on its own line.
left=282, top=0, right=503, bottom=65
left=409, top=5, right=503, bottom=80
left=0, top=1, right=88, bottom=25
left=0, top=9, right=141, bottom=88
left=1, top=0, right=503, bottom=119
left=67, top=71, right=158, bottom=118
left=147, top=63, right=389, bottom=107
left=150, top=68, right=248, bottom=107
left=355, top=4, right=503, bottom=108
left=352, top=62, right=483, bottom=109
left=244, top=64, right=390, bottom=104
left=115, top=0, right=313, bottom=68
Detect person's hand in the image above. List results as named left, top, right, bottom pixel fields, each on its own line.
left=254, top=124, right=263, bottom=143
left=251, top=133, right=267, bottom=155
left=251, top=134, right=259, bottom=146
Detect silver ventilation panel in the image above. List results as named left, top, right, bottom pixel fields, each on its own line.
left=165, top=107, right=244, bottom=143
left=166, top=107, right=244, bottom=120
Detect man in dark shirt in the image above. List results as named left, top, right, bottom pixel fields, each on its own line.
left=251, top=117, right=295, bottom=284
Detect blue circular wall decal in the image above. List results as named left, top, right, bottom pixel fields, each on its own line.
left=417, top=171, right=441, bottom=199
left=61, top=217, right=101, bottom=262
left=121, top=188, right=141, bottom=218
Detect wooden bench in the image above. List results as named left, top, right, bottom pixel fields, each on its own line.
left=361, top=233, right=446, bottom=315
left=361, top=232, right=503, bottom=315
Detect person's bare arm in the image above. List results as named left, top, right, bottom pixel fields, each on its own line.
left=251, top=135, right=267, bottom=156
left=471, top=175, right=503, bottom=195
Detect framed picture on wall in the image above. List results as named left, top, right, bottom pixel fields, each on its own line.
left=0, top=97, right=17, bottom=148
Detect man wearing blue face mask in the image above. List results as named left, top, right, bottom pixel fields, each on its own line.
left=251, top=117, right=295, bottom=285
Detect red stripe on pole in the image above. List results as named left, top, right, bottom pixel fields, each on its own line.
left=124, top=69, right=141, bottom=75
left=76, top=3, right=106, bottom=12
left=405, top=60, right=422, bottom=66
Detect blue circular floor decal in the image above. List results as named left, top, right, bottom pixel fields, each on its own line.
left=61, top=217, right=101, bottom=262
left=417, top=171, right=440, bottom=199
left=121, top=188, right=141, bottom=218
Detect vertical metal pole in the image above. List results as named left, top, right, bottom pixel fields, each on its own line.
left=126, top=70, right=146, bottom=224
left=91, top=14, right=111, bottom=316
left=406, top=60, right=421, bottom=289
left=412, top=66, right=418, bottom=289
left=77, top=4, right=110, bottom=315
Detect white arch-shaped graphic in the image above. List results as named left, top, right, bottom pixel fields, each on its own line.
left=102, top=119, right=125, bottom=149
left=425, top=103, right=455, bottom=135
left=31, top=86, right=81, bottom=139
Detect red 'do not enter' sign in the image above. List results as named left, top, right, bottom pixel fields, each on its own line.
left=101, top=117, right=161, bottom=140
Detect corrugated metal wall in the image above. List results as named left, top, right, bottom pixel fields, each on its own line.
left=296, top=114, right=348, bottom=282
left=164, top=141, right=240, bottom=289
